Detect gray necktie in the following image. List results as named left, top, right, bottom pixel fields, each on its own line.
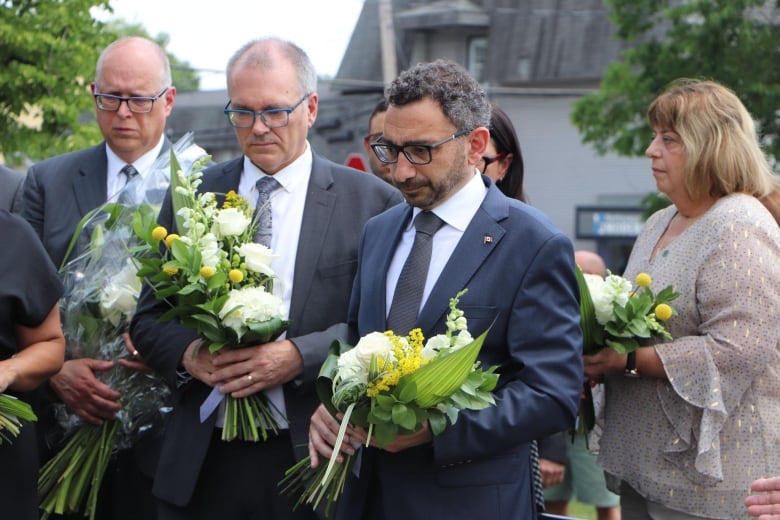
left=118, top=164, right=139, bottom=204
left=253, top=176, right=281, bottom=247
left=386, top=211, right=445, bottom=335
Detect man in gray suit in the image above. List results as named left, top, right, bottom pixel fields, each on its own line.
left=22, top=36, right=176, bottom=519
left=130, top=37, right=401, bottom=520
left=0, top=164, right=24, bottom=212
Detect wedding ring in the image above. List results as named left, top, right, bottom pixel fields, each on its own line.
left=131, top=350, right=140, bottom=358
left=247, top=374, right=253, bottom=382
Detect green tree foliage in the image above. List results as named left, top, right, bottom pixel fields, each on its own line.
left=572, top=0, right=780, bottom=162
left=0, top=0, right=115, bottom=163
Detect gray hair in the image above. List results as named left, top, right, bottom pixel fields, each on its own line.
left=386, top=59, right=490, bottom=131
left=95, top=37, right=172, bottom=89
left=226, top=37, right=317, bottom=96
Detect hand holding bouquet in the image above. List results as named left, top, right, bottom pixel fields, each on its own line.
left=576, top=268, right=679, bottom=432
left=38, top=134, right=204, bottom=520
left=132, top=150, right=288, bottom=442
left=280, top=289, right=498, bottom=517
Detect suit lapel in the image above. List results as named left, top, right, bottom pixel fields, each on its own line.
left=371, top=204, right=412, bottom=330
left=72, top=145, right=108, bottom=218
left=201, top=157, right=243, bottom=195
left=289, top=154, right=337, bottom=328
left=416, top=185, right=508, bottom=332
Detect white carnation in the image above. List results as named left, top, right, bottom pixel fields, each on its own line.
left=586, top=273, right=631, bottom=325
left=219, top=286, right=283, bottom=341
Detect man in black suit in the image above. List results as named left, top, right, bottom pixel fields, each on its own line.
left=130, top=37, right=401, bottom=520
left=22, top=36, right=176, bottom=519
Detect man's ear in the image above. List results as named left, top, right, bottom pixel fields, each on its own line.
left=467, top=127, right=490, bottom=165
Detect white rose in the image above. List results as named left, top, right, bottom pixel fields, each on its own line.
left=213, top=207, right=250, bottom=238
left=100, top=259, right=141, bottom=326
left=218, top=286, right=283, bottom=341
left=337, top=332, right=396, bottom=382
left=235, top=243, right=276, bottom=277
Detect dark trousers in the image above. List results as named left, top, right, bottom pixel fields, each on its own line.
left=157, top=430, right=318, bottom=520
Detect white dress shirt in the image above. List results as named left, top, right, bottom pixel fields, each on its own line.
left=105, top=136, right=164, bottom=202
left=386, top=171, right=488, bottom=314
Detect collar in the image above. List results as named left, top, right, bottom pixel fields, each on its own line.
left=409, top=171, right=487, bottom=232
left=242, top=142, right=312, bottom=195
left=105, top=135, right=165, bottom=178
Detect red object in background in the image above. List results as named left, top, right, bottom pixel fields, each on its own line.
left=345, top=153, right=367, bottom=172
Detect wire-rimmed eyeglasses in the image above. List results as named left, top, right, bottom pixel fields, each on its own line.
left=224, top=94, right=310, bottom=129
left=370, top=129, right=472, bottom=165
left=94, top=86, right=170, bottom=114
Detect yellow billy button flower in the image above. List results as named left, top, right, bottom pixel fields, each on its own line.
left=163, top=266, right=179, bottom=276
left=636, top=272, right=652, bottom=288
left=655, top=303, right=673, bottom=321
left=164, top=233, right=180, bottom=248
left=228, top=269, right=244, bottom=283
left=200, top=266, right=216, bottom=279
left=151, top=226, right=168, bottom=241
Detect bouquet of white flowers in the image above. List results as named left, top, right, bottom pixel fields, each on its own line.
left=0, top=393, right=37, bottom=444
left=575, top=268, right=679, bottom=433
left=280, top=289, right=498, bottom=517
left=132, top=150, right=288, bottom=443
left=38, top=133, right=204, bottom=520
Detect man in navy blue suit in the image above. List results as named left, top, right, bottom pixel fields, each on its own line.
left=309, top=59, right=583, bottom=520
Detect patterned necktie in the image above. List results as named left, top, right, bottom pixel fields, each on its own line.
left=386, top=211, right=445, bottom=335
left=117, top=164, right=139, bottom=204
left=253, top=176, right=281, bottom=247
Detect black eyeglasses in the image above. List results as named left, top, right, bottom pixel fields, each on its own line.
left=479, top=153, right=506, bottom=174
left=94, top=86, right=169, bottom=114
left=224, top=94, right=310, bottom=129
left=363, top=131, right=382, bottom=144
left=371, top=129, right=472, bottom=165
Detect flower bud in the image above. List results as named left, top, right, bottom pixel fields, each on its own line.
left=152, top=226, right=168, bottom=241
left=654, top=303, right=673, bottom=321
left=164, top=233, right=180, bottom=248
left=635, top=272, right=652, bottom=288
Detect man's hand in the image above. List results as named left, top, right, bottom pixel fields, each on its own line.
left=540, top=458, right=566, bottom=488
left=308, top=404, right=363, bottom=467
left=180, top=340, right=219, bottom=386
left=116, top=333, right=153, bottom=373
left=211, top=339, right=304, bottom=398
left=376, top=422, right=432, bottom=453
left=49, top=358, right=121, bottom=425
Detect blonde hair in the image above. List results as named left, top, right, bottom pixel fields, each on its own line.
left=647, top=79, right=780, bottom=201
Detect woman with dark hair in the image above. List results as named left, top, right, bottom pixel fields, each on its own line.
left=478, top=104, right=527, bottom=202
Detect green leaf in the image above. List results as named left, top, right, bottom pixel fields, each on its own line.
left=396, top=323, right=494, bottom=409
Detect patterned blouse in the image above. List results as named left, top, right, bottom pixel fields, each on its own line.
left=597, top=193, right=780, bottom=519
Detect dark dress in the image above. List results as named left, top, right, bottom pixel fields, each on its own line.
left=0, top=209, right=64, bottom=520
